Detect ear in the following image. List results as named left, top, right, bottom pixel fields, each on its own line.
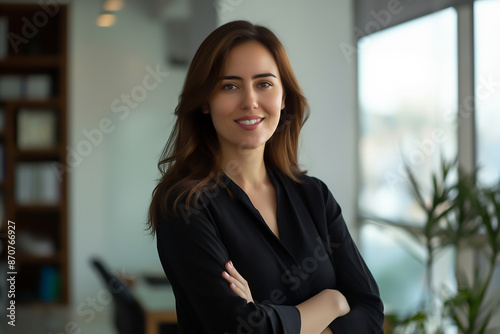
left=281, top=94, right=286, bottom=110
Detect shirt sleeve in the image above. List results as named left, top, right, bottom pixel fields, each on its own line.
left=156, top=200, right=301, bottom=333
left=317, top=180, right=385, bottom=333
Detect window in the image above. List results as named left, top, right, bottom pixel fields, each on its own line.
left=474, top=0, right=500, bottom=325
left=357, top=8, right=458, bottom=315
left=358, top=0, right=500, bottom=318
left=475, top=0, right=500, bottom=186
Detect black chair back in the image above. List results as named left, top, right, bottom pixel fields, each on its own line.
left=90, top=258, right=145, bottom=334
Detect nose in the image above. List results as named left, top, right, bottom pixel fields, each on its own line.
left=240, top=87, right=258, bottom=110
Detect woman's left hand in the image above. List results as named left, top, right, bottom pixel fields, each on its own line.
left=222, top=261, right=254, bottom=304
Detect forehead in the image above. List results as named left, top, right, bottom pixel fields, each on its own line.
left=222, top=41, right=279, bottom=75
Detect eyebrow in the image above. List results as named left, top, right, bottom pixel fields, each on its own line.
left=220, top=73, right=277, bottom=81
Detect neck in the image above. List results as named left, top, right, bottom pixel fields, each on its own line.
left=220, top=144, right=269, bottom=190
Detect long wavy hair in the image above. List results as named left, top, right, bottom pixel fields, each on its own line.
left=147, top=20, right=310, bottom=233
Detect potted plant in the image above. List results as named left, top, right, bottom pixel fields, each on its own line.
left=386, top=158, right=500, bottom=334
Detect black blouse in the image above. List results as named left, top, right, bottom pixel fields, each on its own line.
left=156, top=168, right=384, bottom=333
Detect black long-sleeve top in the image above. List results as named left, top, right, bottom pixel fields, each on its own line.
left=156, top=167, right=384, bottom=333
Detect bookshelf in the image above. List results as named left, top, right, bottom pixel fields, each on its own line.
left=0, top=3, right=68, bottom=304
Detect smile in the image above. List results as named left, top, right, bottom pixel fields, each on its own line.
left=234, top=117, right=264, bottom=131
left=235, top=118, right=263, bottom=125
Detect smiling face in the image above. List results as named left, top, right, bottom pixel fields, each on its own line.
left=206, top=41, right=285, bottom=156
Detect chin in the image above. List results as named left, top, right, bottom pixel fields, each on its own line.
left=237, top=142, right=265, bottom=151
left=236, top=134, right=272, bottom=151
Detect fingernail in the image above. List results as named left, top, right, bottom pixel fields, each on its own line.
left=229, top=261, right=234, bottom=268
left=223, top=271, right=229, bottom=277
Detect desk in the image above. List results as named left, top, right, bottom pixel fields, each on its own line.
left=132, top=275, right=177, bottom=334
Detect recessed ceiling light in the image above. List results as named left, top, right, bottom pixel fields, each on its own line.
left=96, top=13, right=116, bottom=27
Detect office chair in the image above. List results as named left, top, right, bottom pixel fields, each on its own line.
left=90, top=257, right=178, bottom=334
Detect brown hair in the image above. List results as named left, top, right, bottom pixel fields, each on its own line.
left=147, top=20, right=309, bottom=233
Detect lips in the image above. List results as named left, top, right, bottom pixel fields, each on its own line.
left=236, top=118, right=263, bottom=125
left=234, top=115, right=264, bottom=130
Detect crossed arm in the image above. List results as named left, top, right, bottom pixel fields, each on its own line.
left=222, top=260, right=350, bottom=334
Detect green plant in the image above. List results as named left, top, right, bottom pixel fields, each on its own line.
left=388, top=158, right=500, bottom=334
left=443, top=182, right=500, bottom=334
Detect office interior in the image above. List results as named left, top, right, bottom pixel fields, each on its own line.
left=0, top=0, right=499, bottom=333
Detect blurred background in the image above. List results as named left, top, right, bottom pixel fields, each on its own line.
left=0, top=0, right=498, bottom=333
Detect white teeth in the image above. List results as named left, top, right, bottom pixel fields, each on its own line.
left=236, top=118, right=262, bottom=125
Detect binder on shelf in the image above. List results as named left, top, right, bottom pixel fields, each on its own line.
left=39, top=163, right=60, bottom=203
left=39, top=266, right=61, bottom=303
left=15, top=162, right=60, bottom=205
left=0, top=193, right=4, bottom=225
left=25, top=75, right=52, bottom=99
left=15, top=163, right=32, bottom=204
left=17, top=109, right=57, bottom=150
left=0, top=106, right=5, bottom=131
left=0, top=17, right=7, bottom=59
left=0, top=75, right=23, bottom=100
left=0, top=144, right=4, bottom=181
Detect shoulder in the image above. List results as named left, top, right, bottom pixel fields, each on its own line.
left=296, top=173, right=332, bottom=199
left=294, top=173, right=343, bottom=216
left=272, top=169, right=340, bottom=210
left=157, top=178, right=234, bottom=230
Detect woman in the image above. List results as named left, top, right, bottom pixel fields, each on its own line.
left=148, top=20, right=384, bottom=333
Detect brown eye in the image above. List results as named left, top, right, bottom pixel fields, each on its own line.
left=259, top=81, right=272, bottom=88
left=222, top=83, right=237, bottom=90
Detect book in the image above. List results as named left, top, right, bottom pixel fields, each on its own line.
left=15, top=162, right=33, bottom=204
left=0, top=193, right=4, bottom=226
left=0, top=144, right=4, bottom=181
left=0, top=75, right=23, bottom=100
left=0, top=17, right=7, bottom=59
left=25, top=74, right=52, bottom=99
left=39, top=162, right=59, bottom=204
left=0, top=106, right=5, bottom=131
left=17, top=109, right=57, bottom=149
left=15, top=162, right=60, bottom=205
left=39, top=266, right=60, bottom=302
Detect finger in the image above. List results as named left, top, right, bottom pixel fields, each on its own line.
left=225, top=261, right=247, bottom=285
left=222, top=272, right=248, bottom=300
left=226, top=261, right=248, bottom=290
left=223, top=261, right=254, bottom=304
left=222, top=271, right=246, bottom=292
left=229, top=282, right=248, bottom=300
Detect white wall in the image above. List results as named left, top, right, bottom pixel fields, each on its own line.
left=69, top=0, right=184, bottom=309
left=216, top=0, right=357, bottom=227
left=14, top=0, right=355, bottom=312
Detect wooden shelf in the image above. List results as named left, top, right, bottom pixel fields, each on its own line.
left=0, top=3, right=69, bottom=304
left=2, top=99, right=60, bottom=109
left=0, top=55, right=61, bottom=70
left=16, top=253, right=61, bottom=265
left=16, top=148, right=61, bottom=161
left=15, top=204, right=60, bottom=214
